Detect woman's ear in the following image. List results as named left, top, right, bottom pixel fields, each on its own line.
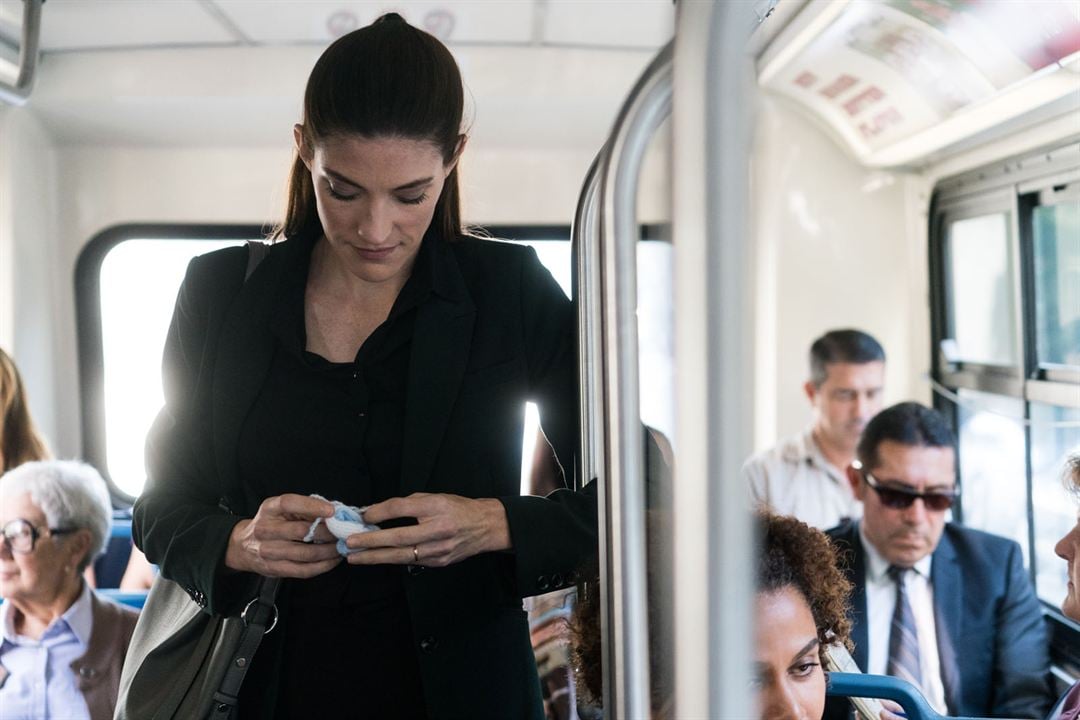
left=294, top=124, right=313, bottom=170
left=445, top=134, right=468, bottom=175
left=67, top=529, right=93, bottom=574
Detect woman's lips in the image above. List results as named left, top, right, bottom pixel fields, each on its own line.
left=352, top=244, right=396, bottom=261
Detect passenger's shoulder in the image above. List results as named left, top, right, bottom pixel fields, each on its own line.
left=91, top=590, right=141, bottom=627
left=943, top=522, right=1021, bottom=555
left=744, top=433, right=807, bottom=470
left=449, top=234, right=533, bottom=268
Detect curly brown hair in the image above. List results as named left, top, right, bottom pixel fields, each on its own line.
left=570, top=511, right=852, bottom=713
left=757, top=512, right=853, bottom=659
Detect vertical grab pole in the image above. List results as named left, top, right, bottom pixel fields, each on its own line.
left=0, top=0, right=44, bottom=106
left=672, top=2, right=756, bottom=718
left=596, top=41, right=673, bottom=720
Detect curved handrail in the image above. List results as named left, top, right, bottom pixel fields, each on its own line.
left=573, top=148, right=607, bottom=494
left=0, top=0, right=44, bottom=106
left=596, top=38, right=673, bottom=719
left=827, top=672, right=998, bottom=720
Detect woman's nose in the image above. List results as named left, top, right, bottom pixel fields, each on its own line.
left=763, top=683, right=809, bottom=720
left=357, top=198, right=393, bottom=243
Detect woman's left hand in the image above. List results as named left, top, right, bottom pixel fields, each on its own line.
left=345, top=493, right=511, bottom=567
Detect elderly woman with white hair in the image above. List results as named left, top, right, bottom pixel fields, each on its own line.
left=0, top=460, right=138, bottom=720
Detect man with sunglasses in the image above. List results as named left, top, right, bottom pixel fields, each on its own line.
left=824, top=402, right=1053, bottom=719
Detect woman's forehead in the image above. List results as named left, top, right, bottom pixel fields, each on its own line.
left=0, top=490, right=43, bottom=523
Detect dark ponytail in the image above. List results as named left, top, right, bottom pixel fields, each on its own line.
left=272, top=12, right=465, bottom=242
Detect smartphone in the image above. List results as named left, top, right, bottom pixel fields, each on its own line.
left=823, top=642, right=888, bottom=720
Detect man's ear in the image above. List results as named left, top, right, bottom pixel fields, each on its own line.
left=294, top=124, right=313, bottom=170
left=803, top=380, right=817, bottom=405
left=847, top=465, right=865, bottom=500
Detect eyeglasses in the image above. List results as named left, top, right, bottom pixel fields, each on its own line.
left=1, top=518, right=75, bottom=555
left=863, top=472, right=958, bottom=512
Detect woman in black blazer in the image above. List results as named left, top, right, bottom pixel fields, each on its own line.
left=133, top=13, right=596, bottom=719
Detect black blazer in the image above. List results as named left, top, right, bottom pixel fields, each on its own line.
left=825, top=521, right=1052, bottom=719
left=134, top=233, right=597, bottom=719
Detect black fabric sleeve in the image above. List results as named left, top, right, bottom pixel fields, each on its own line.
left=133, top=248, right=257, bottom=616
left=498, top=246, right=597, bottom=597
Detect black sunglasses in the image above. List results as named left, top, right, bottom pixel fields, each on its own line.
left=863, top=472, right=958, bottom=512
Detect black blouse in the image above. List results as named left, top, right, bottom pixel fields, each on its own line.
left=236, top=236, right=439, bottom=718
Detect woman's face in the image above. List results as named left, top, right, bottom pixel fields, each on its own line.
left=754, top=586, right=826, bottom=720
left=0, top=491, right=83, bottom=604
left=1055, top=510, right=1080, bottom=622
left=297, top=131, right=458, bottom=287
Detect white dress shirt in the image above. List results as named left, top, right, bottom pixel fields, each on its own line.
left=0, top=582, right=93, bottom=720
left=742, top=426, right=863, bottom=529
left=859, top=524, right=948, bottom=714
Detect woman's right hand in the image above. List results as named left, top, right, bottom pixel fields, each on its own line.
left=224, top=494, right=341, bottom=578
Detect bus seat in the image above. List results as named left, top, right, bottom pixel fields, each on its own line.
left=93, top=515, right=135, bottom=589
left=826, top=672, right=1000, bottom=720
left=97, top=589, right=147, bottom=610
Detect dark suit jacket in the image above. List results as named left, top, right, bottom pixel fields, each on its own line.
left=133, top=233, right=597, bottom=719
left=825, top=521, right=1053, bottom=719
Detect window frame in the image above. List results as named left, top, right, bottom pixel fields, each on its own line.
left=76, top=222, right=670, bottom=504
left=929, top=138, right=1080, bottom=669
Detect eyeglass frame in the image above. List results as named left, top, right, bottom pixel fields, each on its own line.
left=861, top=470, right=959, bottom=512
left=0, top=518, right=77, bottom=555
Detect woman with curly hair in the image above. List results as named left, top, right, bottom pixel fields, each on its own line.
left=572, top=511, right=852, bottom=719
left=756, top=511, right=853, bottom=719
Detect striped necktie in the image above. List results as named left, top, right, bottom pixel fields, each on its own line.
left=886, top=565, right=923, bottom=692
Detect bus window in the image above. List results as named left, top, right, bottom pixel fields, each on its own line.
left=931, top=144, right=1080, bottom=619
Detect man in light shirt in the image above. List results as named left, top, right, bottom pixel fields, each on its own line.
left=742, top=328, right=885, bottom=529
left=824, top=402, right=1053, bottom=719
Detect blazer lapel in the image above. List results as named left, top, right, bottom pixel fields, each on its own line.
left=399, top=244, right=475, bottom=497
left=931, top=529, right=963, bottom=713
left=211, top=241, right=294, bottom=509
left=848, top=525, right=870, bottom=672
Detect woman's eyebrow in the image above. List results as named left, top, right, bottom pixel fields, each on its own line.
left=789, top=638, right=819, bottom=664
left=324, top=167, right=434, bottom=192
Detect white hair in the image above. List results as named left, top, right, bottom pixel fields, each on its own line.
left=0, top=460, right=112, bottom=572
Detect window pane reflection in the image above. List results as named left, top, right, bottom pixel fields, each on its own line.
left=956, top=389, right=1028, bottom=558
left=946, top=214, right=1017, bottom=365
left=1031, top=402, right=1080, bottom=606
left=1033, top=200, right=1080, bottom=368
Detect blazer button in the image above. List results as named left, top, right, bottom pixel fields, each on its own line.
left=419, top=636, right=439, bottom=653
left=537, top=575, right=550, bottom=592
left=551, top=573, right=563, bottom=588
left=78, top=666, right=96, bottom=678
left=407, top=564, right=425, bottom=576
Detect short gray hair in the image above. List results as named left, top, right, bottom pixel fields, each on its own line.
left=0, top=460, right=112, bottom=572
left=1066, top=453, right=1080, bottom=501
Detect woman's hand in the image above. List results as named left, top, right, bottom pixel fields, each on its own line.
left=225, top=494, right=342, bottom=577
left=878, top=699, right=907, bottom=720
left=345, top=493, right=511, bottom=567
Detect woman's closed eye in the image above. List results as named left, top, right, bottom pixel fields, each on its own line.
left=789, top=655, right=820, bottom=679
left=327, top=182, right=358, bottom=201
